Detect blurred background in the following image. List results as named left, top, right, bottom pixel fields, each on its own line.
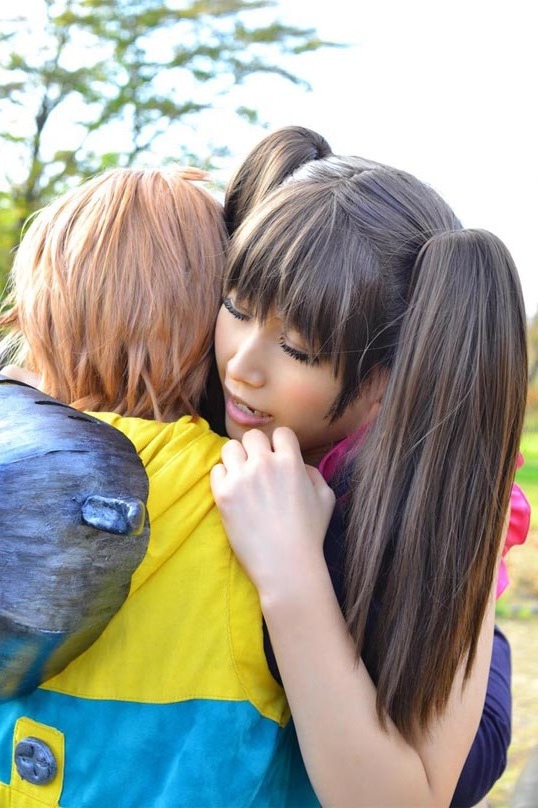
left=1, top=1, right=537, bottom=804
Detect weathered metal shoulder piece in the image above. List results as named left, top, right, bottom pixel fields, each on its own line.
left=0, top=377, right=150, bottom=699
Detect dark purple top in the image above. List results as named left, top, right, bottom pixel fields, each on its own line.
left=263, top=502, right=511, bottom=807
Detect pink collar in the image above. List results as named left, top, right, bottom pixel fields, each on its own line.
left=318, top=425, right=369, bottom=482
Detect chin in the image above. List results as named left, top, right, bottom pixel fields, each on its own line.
left=224, top=417, right=244, bottom=441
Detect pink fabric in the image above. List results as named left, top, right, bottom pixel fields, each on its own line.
left=320, top=441, right=531, bottom=600
left=318, top=429, right=366, bottom=483
left=497, top=453, right=531, bottom=598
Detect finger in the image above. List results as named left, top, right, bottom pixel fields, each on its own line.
left=241, top=428, right=273, bottom=457
left=304, top=464, right=327, bottom=487
left=209, top=463, right=227, bottom=496
left=220, top=439, right=247, bottom=469
left=271, top=426, right=302, bottom=457
left=305, top=465, right=336, bottom=504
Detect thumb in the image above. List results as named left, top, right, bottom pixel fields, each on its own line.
left=305, top=464, right=336, bottom=504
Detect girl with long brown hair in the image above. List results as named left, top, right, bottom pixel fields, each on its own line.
left=211, top=139, right=528, bottom=806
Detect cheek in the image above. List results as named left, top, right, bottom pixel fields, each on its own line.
left=281, top=370, right=339, bottom=419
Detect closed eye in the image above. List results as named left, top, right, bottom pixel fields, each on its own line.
left=279, top=338, right=319, bottom=366
left=223, top=296, right=250, bottom=322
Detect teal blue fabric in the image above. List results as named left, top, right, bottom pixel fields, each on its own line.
left=0, top=692, right=320, bottom=807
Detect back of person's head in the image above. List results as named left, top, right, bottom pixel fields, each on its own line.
left=224, top=144, right=528, bottom=737
left=0, top=167, right=227, bottom=420
left=224, top=125, right=332, bottom=235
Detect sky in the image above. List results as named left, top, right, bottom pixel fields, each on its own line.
left=3, top=0, right=536, bottom=315
left=228, top=0, right=538, bottom=316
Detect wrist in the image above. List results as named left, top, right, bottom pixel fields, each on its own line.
left=257, top=549, right=332, bottom=618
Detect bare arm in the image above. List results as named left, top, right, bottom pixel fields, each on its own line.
left=211, top=427, right=497, bottom=808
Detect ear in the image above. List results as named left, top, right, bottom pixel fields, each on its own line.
left=364, top=367, right=389, bottom=423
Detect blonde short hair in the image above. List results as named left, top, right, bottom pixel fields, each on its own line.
left=0, top=167, right=227, bottom=420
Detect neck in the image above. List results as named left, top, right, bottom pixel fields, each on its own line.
left=302, top=443, right=338, bottom=467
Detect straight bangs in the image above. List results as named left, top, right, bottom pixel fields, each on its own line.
left=225, top=182, right=390, bottom=419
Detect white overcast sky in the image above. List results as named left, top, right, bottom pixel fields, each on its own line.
left=232, top=0, right=538, bottom=316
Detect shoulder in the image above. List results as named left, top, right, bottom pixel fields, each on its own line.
left=90, top=413, right=227, bottom=470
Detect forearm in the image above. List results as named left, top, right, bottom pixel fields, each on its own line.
left=260, top=556, right=435, bottom=808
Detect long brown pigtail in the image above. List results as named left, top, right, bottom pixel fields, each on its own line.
left=345, top=229, right=527, bottom=738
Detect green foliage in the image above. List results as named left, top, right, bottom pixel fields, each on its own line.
left=0, top=193, right=21, bottom=295
left=517, top=430, right=538, bottom=529
left=0, top=0, right=337, bottom=290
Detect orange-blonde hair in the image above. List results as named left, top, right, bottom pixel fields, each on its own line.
left=0, top=167, right=226, bottom=420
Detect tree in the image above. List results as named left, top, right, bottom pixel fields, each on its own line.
left=0, top=0, right=336, bottom=287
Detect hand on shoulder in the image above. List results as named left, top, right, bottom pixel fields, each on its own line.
left=210, top=427, right=335, bottom=598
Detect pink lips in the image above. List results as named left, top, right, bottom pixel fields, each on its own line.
left=225, top=395, right=273, bottom=428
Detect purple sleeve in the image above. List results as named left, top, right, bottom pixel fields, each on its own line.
left=450, top=624, right=511, bottom=807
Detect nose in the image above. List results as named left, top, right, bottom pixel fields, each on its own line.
left=226, top=328, right=266, bottom=389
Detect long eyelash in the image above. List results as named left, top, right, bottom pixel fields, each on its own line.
left=223, top=296, right=248, bottom=321
left=279, top=337, right=319, bottom=366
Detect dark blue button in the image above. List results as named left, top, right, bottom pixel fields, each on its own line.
left=14, top=736, right=57, bottom=785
